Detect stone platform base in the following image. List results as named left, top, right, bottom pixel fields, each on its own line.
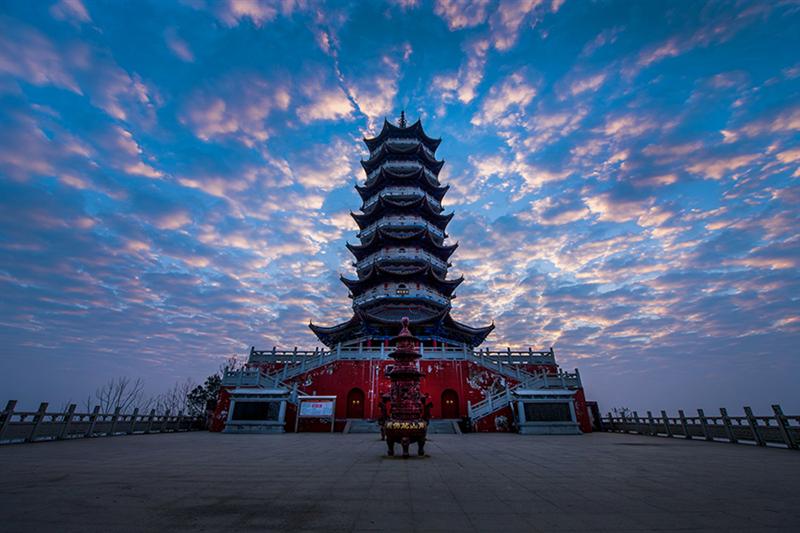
left=222, top=422, right=284, bottom=434
left=518, top=422, right=581, bottom=435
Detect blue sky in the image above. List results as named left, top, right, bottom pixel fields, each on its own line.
left=0, top=0, right=798, bottom=412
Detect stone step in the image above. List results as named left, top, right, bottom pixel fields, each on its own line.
left=427, top=419, right=460, bottom=434
left=346, top=420, right=380, bottom=433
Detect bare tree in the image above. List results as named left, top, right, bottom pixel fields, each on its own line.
left=84, top=377, right=148, bottom=413
left=149, top=378, right=195, bottom=414
left=219, top=354, right=243, bottom=374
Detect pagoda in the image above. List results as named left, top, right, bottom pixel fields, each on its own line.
left=310, top=113, right=495, bottom=348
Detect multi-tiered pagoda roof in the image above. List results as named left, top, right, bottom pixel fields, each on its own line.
left=310, top=113, right=494, bottom=348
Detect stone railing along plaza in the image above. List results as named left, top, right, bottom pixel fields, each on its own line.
left=0, top=400, right=203, bottom=445
left=602, top=405, right=800, bottom=450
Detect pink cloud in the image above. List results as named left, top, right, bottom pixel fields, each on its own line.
left=568, top=72, right=606, bottom=96
left=50, top=0, right=91, bottom=24
left=164, top=28, right=194, bottom=62
left=434, top=0, right=491, bottom=30
left=0, top=21, right=82, bottom=94
left=180, top=75, right=290, bottom=146
left=686, top=154, right=760, bottom=180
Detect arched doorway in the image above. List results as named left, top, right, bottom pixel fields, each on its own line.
left=346, top=388, right=365, bottom=419
left=441, top=389, right=459, bottom=419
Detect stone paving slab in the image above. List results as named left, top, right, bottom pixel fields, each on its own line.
left=0, top=431, right=799, bottom=532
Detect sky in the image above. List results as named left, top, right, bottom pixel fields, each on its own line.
left=0, top=0, right=798, bottom=413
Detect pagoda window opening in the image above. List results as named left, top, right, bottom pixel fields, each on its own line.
left=396, top=284, right=410, bottom=296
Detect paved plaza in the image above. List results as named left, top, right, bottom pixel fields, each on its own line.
left=0, top=431, right=798, bottom=532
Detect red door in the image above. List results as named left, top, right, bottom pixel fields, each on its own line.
left=441, top=389, right=459, bottom=419
left=346, top=388, right=365, bottom=418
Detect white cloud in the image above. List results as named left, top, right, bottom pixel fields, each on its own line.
left=432, top=39, right=489, bottom=105
left=489, top=0, right=550, bottom=51
left=297, top=88, right=354, bottom=123
left=472, top=72, right=537, bottom=126
left=215, top=0, right=289, bottom=27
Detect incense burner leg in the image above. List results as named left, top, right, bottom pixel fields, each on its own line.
left=386, top=438, right=395, bottom=456
left=401, top=437, right=410, bottom=458
left=417, top=437, right=425, bottom=456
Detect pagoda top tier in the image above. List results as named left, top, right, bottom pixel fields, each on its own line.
left=364, top=117, right=442, bottom=153
left=309, top=113, right=494, bottom=348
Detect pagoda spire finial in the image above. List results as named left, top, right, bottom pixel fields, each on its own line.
left=399, top=110, right=406, bottom=128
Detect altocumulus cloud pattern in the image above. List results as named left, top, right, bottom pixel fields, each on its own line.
left=0, top=0, right=798, bottom=410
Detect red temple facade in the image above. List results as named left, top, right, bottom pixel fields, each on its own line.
left=213, top=115, right=592, bottom=435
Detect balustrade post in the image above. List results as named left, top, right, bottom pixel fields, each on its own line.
left=632, top=411, right=642, bottom=434
left=58, top=403, right=76, bottom=440
left=109, top=407, right=121, bottom=436
left=507, top=347, right=512, bottom=366
left=128, top=408, right=140, bottom=435
left=467, top=401, right=472, bottom=419
left=660, top=410, right=672, bottom=437
left=772, top=404, right=797, bottom=449
left=160, top=410, right=171, bottom=433
left=647, top=411, right=656, bottom=436
left=719, top=408, right=737, bottom=444
left=145, top=409, right=156, bottom=434
left=678, top=409, right=690, bottom=438
left=0, top=400, right=18, bottom=442
left=27, top=402, right=48, bottom=443
left=487, top=394, right=493, bottom=411
left=85, top=405, right=100, bottom=438
left=743, top=406, right=765, bottom=446
left=697, top=409, right=712, bottom=441
left=175, top=410, right=183, bottom=431
left=606, top=412, right=614, bottom=432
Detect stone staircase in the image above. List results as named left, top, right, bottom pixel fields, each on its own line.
left=467, top=354, right=581, bottom=422
left=427, top=419, right=461, bottom=434
left=222, top=350, right=349, bottom=392
left=344, top=420, right=380, bottom=433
